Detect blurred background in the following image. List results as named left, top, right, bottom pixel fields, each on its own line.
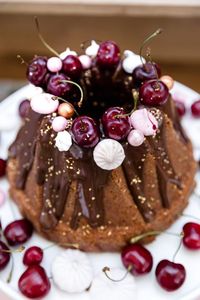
left=0, top=0, right=200, bottom=99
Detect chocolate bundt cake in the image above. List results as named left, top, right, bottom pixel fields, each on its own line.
left=7, top=39, right=196, bottom=251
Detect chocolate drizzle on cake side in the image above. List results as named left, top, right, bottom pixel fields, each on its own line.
left=9, top=97, right=186, bottom=230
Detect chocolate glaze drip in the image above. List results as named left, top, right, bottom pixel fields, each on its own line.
left=9, top=110, right=43, bottom=189
left=122, top=141, right=155, bottom=222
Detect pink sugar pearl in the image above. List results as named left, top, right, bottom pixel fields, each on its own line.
left=0, top=189, right=5, bottom=207
left=52, top=116, right=68, bottom=132
left=47, top=57, right=62, bottom=73
left=79, top=55, right=92, bottom=69
left=128, top=129, right=145, bottom=146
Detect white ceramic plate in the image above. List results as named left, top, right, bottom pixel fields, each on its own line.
left=0, top=83, right=200, bottom=300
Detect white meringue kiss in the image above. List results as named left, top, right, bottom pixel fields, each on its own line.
left=128, top=129, right=145, bottom=147
left=55, top=130, right=72, bottom=152
left=51, top=249, right=93, bottom=293
left=60, top=47, right=77, bottom=60
left=130, top=108, right=158, bottom=136
left=85, top=40, right=99, bottom=57
left=30, top=93, right=59, bottom=114
left=93, top=139, right=125, bottom=170
left=122, top=50, right=146, bottom=74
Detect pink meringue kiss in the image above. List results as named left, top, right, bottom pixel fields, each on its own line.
left=0, top=189, right=5, bottom=207
left=30, top=93, right=59, bottom=114
left=128, top=129, right=145, bottom=146
left=47, top=57, right=62, bottom=73
left=130, top=108, right=158, bottom=136
left=52, top=116, right=68, bottom=132
left=79, top=55, right=92, bottom=70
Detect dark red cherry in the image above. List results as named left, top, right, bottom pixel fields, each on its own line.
left=26, top=56, right=48, bottom=87
left=23, top=246, right=43, bottom=266
left=96, top=41, right=120, bottom=68
left=0, top=159, right=6, bottom=178
left=72, top=116, right=100, bottom=148
left=121, top=244, right=153, bottom=276
left=174, top=100, right=186, bottom=117
left=183, top=222, right=200, bottom=250
left=102, top=107, right=130, bottom=141
left=156, top=260, right=186, bottom=291
left=18, top=265, right=50, bottom=299
left=139, top=79, right=169, bottom=106
left=19, top=100, right=30, bottom=118
left=62, top=55, right=82, bottom=78
left=133, top=62, right=161, bottom=87
left=47, top=73, right=72, bottom=98
left=191, top=100, right=200, bottom=117
left=0, top=241, right=10, bottom=270
left=4, top=219, right=33, bottom=246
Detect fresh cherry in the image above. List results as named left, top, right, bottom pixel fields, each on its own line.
left=18, top=265, right=50, bottom=299
left=174, top=100, right=186, bottom=117
left=156, top=260, right=186, bottom=291
left=191, top=100, right=200, bottom=118
left=102, top=107, right=130, bottom=141
left=26, top=56, right=48, bottom=87
left=19, top=100, right=30, bottom=118
left=96, top=40, right=120, bottom=68
left=139, top=79, right=169, bottom=106
left=62, top=55, right=82, bottom=78
left=121, top=244, right=153, bottom=276
left=183, top=222, right=200, bottom=250
left=47, top=73, right=72, bottom=98
left=0, top=159, right=6, bottom=178
left=71, top=116, right=100, bottom=148
left=133, top=62, right=161, bottom=87
left=4, top=219, right=33, bottom=246
left=23, top=246, right=43, bottom=266
left=0, top=241, right=10, bottom=270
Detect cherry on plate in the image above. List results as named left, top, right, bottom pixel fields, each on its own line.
left=23, top=246, right=43, bottom=266
left=4, top=219, right=33, bottom=246
left=155, top=259, right=186, bottom=291
left=18, top=265, right=51, bottom=299
left=183, top=222, right=200, bottom=250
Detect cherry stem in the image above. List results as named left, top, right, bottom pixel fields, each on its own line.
left=172, top=239, right=183, bottom=262
left=130, top=230, right=182, bottom=244
left=43, top=242, right=79, bottom=251
left=139, top=28, right=163, bottom=66
left=34, top=16, right=60, bottom=57
left=102, top=265, right=132, bottom=282
left=114, top=89, right=139, bottom=119
left=59, top=80, right=84, bottom=108
left=0, top=245, right=25, bottom=254
left=17, top=55, right=28, bottom=66
left=7, top=254, right=14, bottom=284
left=181, top=213, right=200, bottom=222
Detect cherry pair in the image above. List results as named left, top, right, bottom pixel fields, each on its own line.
left=175, top=99, right=200, bottom=118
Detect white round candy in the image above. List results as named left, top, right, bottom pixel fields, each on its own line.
left=90, top=268, right=137, bottom=300
left=47, top=57, right=62, bottom=73
left=79, top=55, right=92, bottom=69
left=128, top=129, right=145, bottom=147
left=55, top=130, right=72, bottom=152
left=30, top=93, right=59, bottom=114
left=52, top=116, right=67, bottom=132
left=51, top=249, right=93, bottom=293
left=93, top=139, right=125, bottom=170
left=85, top=40, right=99, bottom=57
